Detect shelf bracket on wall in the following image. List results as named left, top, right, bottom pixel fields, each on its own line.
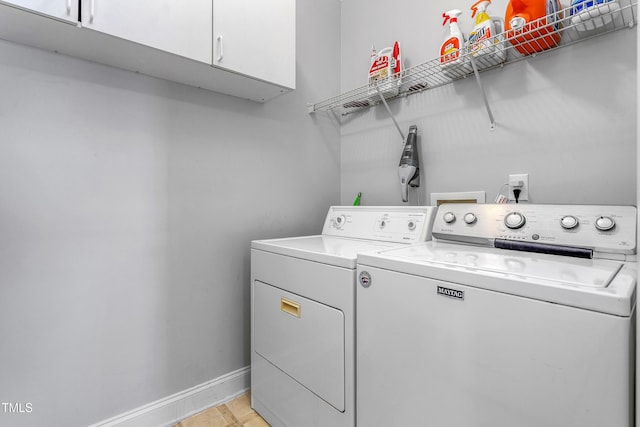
left=374, top=82, right=406, bottom=143
left=469, top=55, right=496, bottom=130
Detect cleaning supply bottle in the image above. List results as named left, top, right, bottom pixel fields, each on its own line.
left=368, top=41, right=402, bottom=98
left=440, top=10, right=472, bottom=76
left=468, top=0, right=506, bottom=68
left=505, top=0, right=562, bottom=55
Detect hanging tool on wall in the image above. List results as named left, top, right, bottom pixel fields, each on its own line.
left=398, top=125, right=420, bottom=203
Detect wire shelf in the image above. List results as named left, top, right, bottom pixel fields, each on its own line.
left=309, top=0, right=637, bottom=116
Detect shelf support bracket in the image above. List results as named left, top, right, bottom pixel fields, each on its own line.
left=374, top=82, right=406, bottom=143
left=469, top=55, right=496, bottom=130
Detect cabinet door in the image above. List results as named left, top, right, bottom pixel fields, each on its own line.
left=213, top=0, right=295, bottom=89
left=80, top=0, right=212, bottom=64
left=0, top=0, right=78, bottom=23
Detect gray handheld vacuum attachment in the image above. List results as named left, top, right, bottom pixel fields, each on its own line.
left=398, top=125, right=420, bottom=202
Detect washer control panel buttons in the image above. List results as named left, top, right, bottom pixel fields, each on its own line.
left=560, top=215, right=579, bottom=230
left=463, top=213, right=477, bottom=225
left=504, top=212, right=526, bottom=229
left=431, top=204, right=636, bottom=257
left=595, top=216, right=615, bottom=231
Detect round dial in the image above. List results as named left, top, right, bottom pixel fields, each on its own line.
left=463, top=212, right=477, bottom=225
left=504, top=212, right=526, bottom=229
left=334, top=215, right=346, bottom=229
left=560, top=215, right=579, bottom=230
left=407, top=220, right=416, bottom=231
left=379, top=219, right=387, bottom=229
left=595, top=216, right=615, bottom=231
left=443, top=212, right=456, bottom=224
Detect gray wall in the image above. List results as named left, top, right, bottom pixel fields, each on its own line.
left=0, top=1, right=341, bottom=426
left=340, top=0, right=637, bottom=206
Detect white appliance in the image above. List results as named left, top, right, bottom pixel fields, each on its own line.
left=251, top=205, right=437, bottom=427
left=357, top=204, right=636, bottom=427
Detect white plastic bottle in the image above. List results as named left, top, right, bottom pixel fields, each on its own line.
left=368, top=41, right=402, bottom=98
left=468, top=0, right=506, bottom=69
left=440, top=10, right=471, bottom=76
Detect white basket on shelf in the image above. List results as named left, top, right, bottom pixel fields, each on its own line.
left=570, top=0, right=621, bottom=31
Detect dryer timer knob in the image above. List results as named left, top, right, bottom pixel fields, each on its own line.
left=334, top=215, right=346, bottom=229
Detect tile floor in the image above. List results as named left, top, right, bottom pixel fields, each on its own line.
left=173, top=392, right=270, bottom=427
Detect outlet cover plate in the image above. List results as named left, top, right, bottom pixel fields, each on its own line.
left=508, top=174, right=529, bottom=201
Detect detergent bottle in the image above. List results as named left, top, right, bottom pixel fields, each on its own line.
left=368, top=41, right=402, bottom=98
left=440, top=10, right=472, bottom=76
left=505, top=0, right=562, bottom=55
left=468, top=0, right=506, bottom=68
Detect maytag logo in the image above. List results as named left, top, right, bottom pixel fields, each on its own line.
left=437, top=286, right=464, bottom=300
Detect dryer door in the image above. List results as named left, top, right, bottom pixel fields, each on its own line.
left=253, top=280, right=345, bottom=412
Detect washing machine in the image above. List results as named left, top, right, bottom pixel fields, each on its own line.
left=250, top=205, right=437, bottom=427
left=356, top=204, right=637, bottom=427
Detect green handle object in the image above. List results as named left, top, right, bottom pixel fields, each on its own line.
left=353, top=192, right=362, bottom=206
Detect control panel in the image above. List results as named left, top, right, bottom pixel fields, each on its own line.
left=432, top=204, right=637, bottom=257
left=322, top=206, right=437, bottom=243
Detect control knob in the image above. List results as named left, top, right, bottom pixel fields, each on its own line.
left=595, top=216, right=615, bottom=231
left=504, top=212, right=526, bottom=229
left=463, top=212, right=477, bottom=225
left=334, top=215, right=346, bottom=229
left=560, top=215, right=579, bottom=230
left=407, top=220, right=416, bottom=231
left=443, top=212, right=456, bottom=224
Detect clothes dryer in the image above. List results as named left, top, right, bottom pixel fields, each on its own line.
left=357, top=204, right=636, bottom=427
left=251, top=205, right=437, bottom=427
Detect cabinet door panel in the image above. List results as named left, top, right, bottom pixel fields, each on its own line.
left=0, top=0, right=78, bottom=23
left=80, top=0, right=212, bottom=64
left=213, top=0, right=295, bottom=89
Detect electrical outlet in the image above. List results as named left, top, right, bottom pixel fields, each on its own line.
left=508, top=173, right=529, bottom=202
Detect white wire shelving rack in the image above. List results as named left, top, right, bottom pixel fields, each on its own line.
left=308, top=0, right=637, bottom=129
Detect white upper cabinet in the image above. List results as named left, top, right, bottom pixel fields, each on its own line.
left=213, top=0, right=295, bottom=89
left=0, top=0, right=78, bottom=23
left=80, top=0, right=212, bottom=64
left=0, top=0, right=296, bottom=101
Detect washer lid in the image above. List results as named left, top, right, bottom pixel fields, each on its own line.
left=252, top=235, right=402, bottom=269
left=358, top=242, right=636, bottom=316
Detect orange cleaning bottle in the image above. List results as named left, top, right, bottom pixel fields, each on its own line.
left=505, top=0, right=562, bottom=55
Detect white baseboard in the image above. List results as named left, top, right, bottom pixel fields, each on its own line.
left=88, top=366, right=251, bottom=427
